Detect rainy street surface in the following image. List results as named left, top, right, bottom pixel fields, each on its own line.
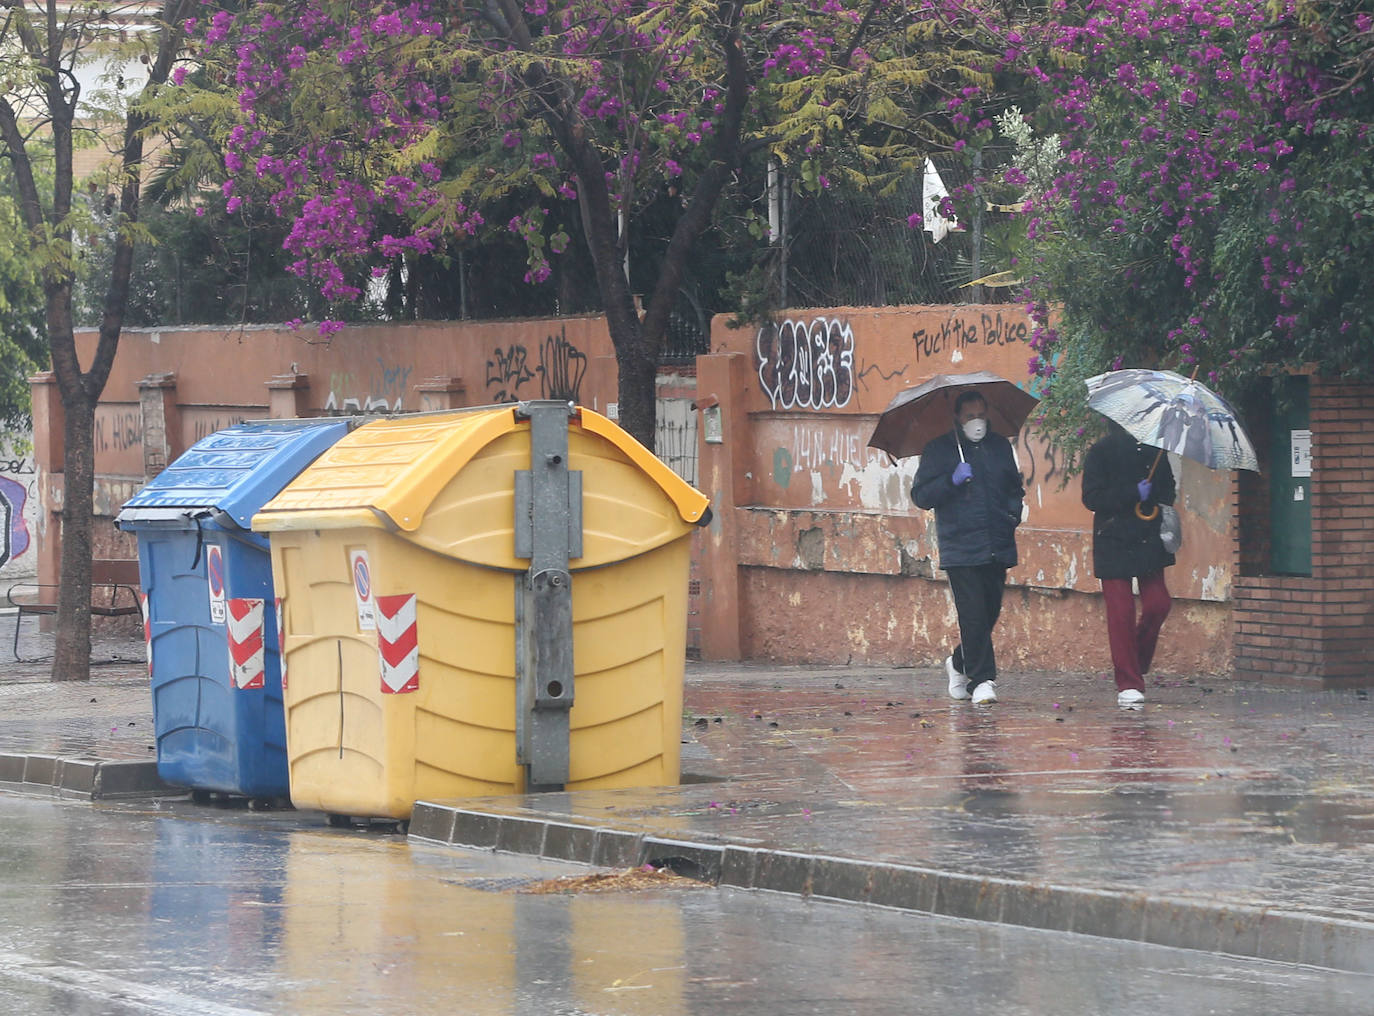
left=417, top=663, right=1374, bottom=970
left=3, top=626, right=1374, bottom=1005
left=0, top=790, right=1371, bottom=1016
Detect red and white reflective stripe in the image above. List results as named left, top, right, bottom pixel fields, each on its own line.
left=376, top=593, right=419, bottom=694
left=140, top=592, right=152, bottom=677
left=274, top=596, right=287, bottom=690
left=226, top=598, right=266, bottom=690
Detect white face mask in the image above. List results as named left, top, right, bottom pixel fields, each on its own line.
left=961, top=418, right=988, bottom=443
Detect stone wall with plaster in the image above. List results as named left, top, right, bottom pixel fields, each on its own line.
left=694, top=305, right=1234, bottom=678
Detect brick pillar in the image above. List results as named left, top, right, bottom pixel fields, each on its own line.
left=136, top=372, right=181, bottom=479
left=1308, top=379, right=1374, bottom=681
left=266, top=372, right=311, bottom=419
left=695, top=352, right=752, bottom=660
left=27, top=373, right=63, bottom=590
left=415, top=376, right=467, bottom=412
left=1233, top=376, right=1374, bottom=686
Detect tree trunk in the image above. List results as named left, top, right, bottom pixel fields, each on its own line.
left=44, top=257, right=100, bottom=682
left=52, top=395, right=97, bottom=681
left=555, top=117, right=662, bottom=449
left=608, top=303, right=658, bottom=450
left=508, top=1, right=749, bottom=452
left=584, top=9, right=750, bottom=452
left=1, top=1, right=190, bottom=681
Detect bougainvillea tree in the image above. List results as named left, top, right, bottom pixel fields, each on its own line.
left=1, top=1, right=194, bottom=680
left=956, top=0, right=1374, bottom=464
left=200, top=0, right=1022, bottom=447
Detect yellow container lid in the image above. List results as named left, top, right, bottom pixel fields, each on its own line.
left=251, top=405, right=709, bottom=536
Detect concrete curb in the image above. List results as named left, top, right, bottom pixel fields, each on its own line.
left=0, top=752, right=173, bottom=799
left=409, top=801, right=1374, bottom=974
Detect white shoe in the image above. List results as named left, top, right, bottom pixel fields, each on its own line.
left=1117, top=689, right=1144, bottom=710
left=945, top=656, right=970, bottom=700
left=971, top=681, right=998, bottom=705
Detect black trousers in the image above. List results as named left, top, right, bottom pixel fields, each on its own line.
left=946, top=564, right=1008, bottom=688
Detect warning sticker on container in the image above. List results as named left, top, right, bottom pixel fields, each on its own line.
left=376, top=593, right=418, bottom=694
left=140, top=592, right=152, bottom=678
left=227, top=598, right=266, bottom=690
left=349, top=548, right=375, bottom=631
left=206, top=544, right=226, bottom=624
left=274, top=596, right=287, bottom=690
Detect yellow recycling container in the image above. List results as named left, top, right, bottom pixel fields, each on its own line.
left=251, top=403, right=709, bottom=821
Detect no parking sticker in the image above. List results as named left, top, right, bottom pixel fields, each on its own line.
left=349, top=548, right=376, bottom=631
left=206, top=544, right=226, bottom=624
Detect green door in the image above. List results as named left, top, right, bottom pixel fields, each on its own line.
left=1269, top=376, right=1311, bottom=576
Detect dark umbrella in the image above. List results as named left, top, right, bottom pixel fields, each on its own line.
left=867, top=370, right=1039, bottom=460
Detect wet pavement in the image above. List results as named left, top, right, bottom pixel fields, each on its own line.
left=3, top=615, right=1373, bottom=972
left=8, top=794, right=1370, bottom=1016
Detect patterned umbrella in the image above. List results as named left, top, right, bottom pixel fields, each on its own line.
left=867, top=371, right=1039, bottom=460
left=1084, top=368, right=1259, bottom=472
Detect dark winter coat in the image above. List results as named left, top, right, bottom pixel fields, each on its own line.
left=911, top=429, right=1024, bottom=569
left=1081, top=429, right=1177, bottom=580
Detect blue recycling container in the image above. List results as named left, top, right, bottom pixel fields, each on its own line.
left=115, top=419, right=355, bottom=800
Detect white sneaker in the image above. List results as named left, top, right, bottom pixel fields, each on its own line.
left=945, top=656, right=970, bottom=700
left=1117, top=689, right=1144, bottom=710
left=971, top=681, right=998, bottom=705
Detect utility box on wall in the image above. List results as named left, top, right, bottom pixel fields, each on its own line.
left=1268, top=376, right=1311, bottom=576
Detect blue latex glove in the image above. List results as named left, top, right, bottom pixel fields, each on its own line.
left=1137, top=479, right=1152, bottom=502
left=952, top=462, right=973, bottom=486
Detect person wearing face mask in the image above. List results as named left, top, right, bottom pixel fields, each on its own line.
left=911, top=390, right=1025, bottom=705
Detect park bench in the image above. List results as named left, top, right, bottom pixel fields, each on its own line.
left=5, top=558, right=143, bottom=661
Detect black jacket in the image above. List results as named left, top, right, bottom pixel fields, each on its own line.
left=911, top=429, right=1024, bottom=569
left=1081, top=430, right=1177, bottom=580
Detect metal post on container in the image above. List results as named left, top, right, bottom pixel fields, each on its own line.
left=513, top=401, right=583, bottom=791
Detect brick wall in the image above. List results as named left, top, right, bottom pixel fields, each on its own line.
left=1233, top=378, right=1374, bottom=686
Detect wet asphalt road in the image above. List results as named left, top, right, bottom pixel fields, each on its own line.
left=0, top=790, right=1370, bottom=1016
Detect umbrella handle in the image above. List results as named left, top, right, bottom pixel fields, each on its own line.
left=1145, top=446, right=1164, bottom=481
left=955, top=427, right=965, bottom=463
left=1135, top=446, right=1165, bottom=520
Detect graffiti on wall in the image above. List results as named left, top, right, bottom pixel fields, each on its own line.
left=486, top=346, right=534, bottom=401
left=538, top=328, right=588, bottom=402
left=774, top=425, right=864, bottom=481
left=1017, top=428, right=1065, bottom=492
left=191, top=415, right=249, bottom=442
left=93, top=410, right=142, bottom=453
left=485, top=327, right=587, bottom=403
left=323, top=360, right=414, bottom=413
left=0, top=468, right=33, bottom=571
left=911, top=312, right=1029, bottom=362
left=756, top=317, right=855, bottom=411
left=763, top=418, right=1071, bottom=517
left=767, top=420, right=917, bottom=513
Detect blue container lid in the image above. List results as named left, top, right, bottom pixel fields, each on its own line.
left=117, top=419, right=356, bottom=532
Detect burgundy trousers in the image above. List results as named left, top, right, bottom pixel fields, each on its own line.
left=1100, top=572, right=1171, bottom=693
